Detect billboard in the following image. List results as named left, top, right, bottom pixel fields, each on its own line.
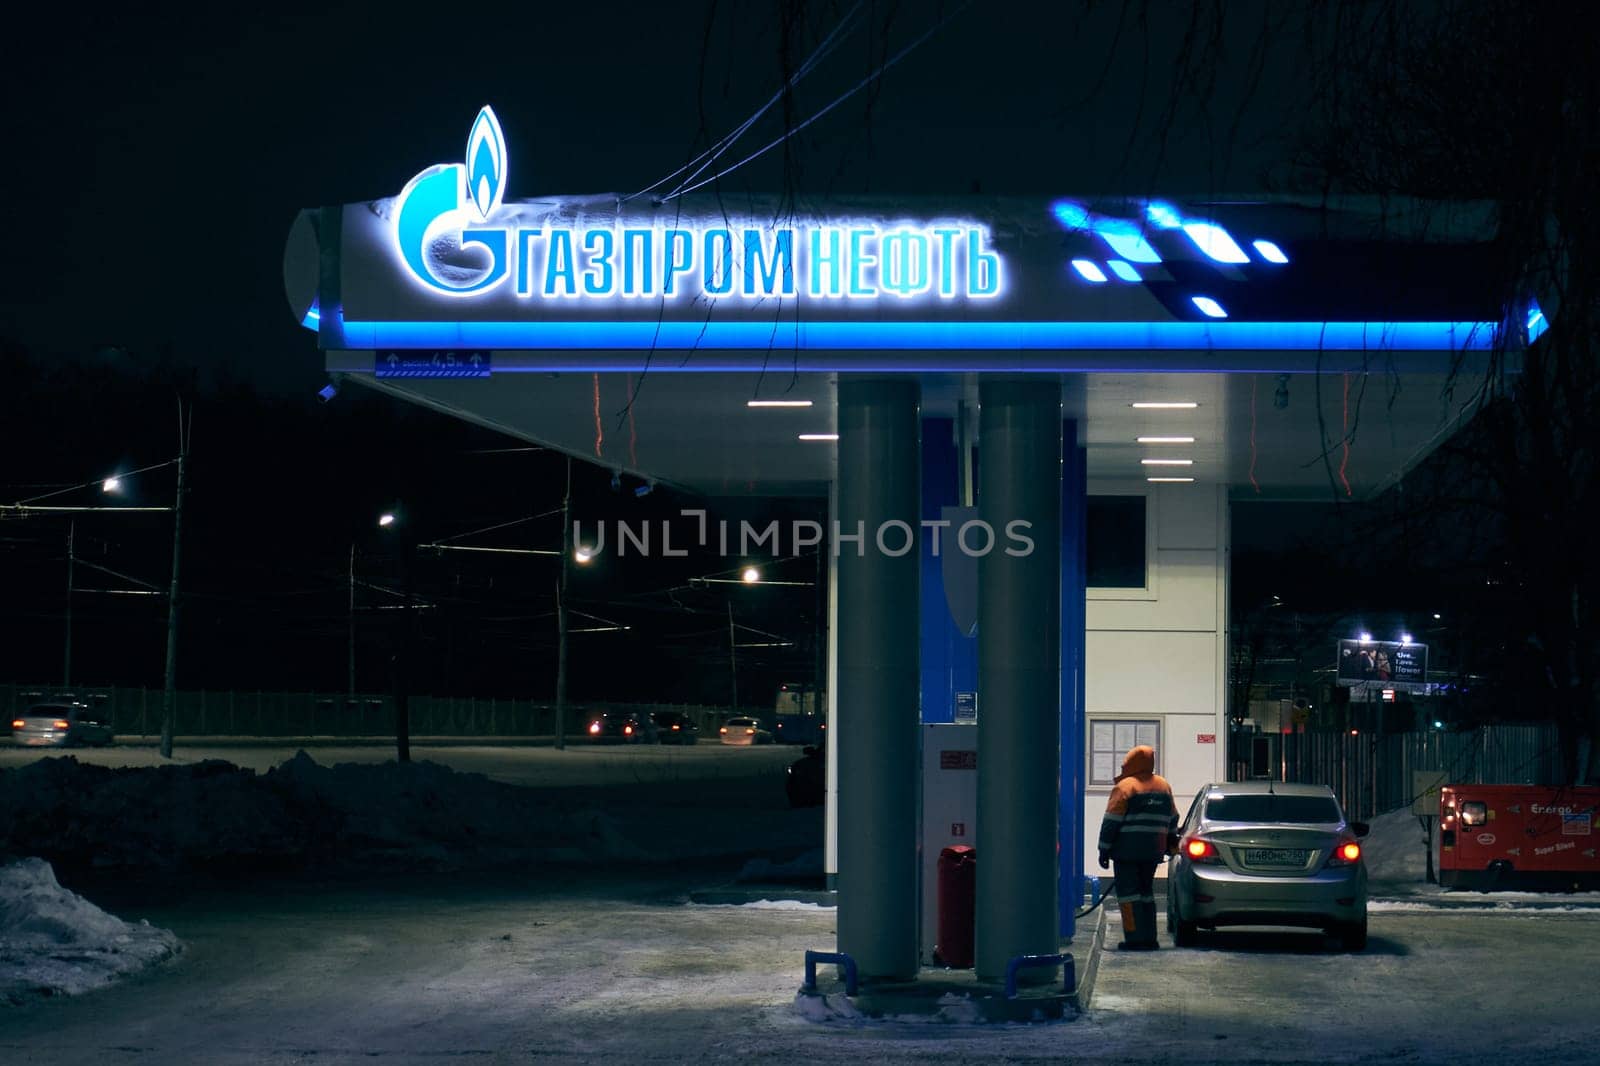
left=1336, top=640, right=1428, bottom=689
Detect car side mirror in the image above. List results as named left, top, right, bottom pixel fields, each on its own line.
left=1351, top=821, right=1370, bottom=838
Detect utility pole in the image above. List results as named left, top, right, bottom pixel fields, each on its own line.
left=63, top=521, right=74, bottom=690
left=160, top=403, right=189, bottom=760
left=728, top=601, right=738, bottom=710
left=394, top=532, right=413, bottom=763
left=348, top=543, right=357, bottom=702
left=555, top=457, right=572, bottom=750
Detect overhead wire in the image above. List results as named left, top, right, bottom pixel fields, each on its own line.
left=624, top=0, right=867, bottom=204
left=8, top=458, right=178, bottom=507
left=660, top=1, right=975, bottom=202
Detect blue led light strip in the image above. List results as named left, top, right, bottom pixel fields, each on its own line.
left=332, top=320, right=1497, bottom=352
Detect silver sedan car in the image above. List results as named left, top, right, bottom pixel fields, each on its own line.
left=1167, top=781, right=1369, bottom=950
left=9, top=702, right=114, bottom=747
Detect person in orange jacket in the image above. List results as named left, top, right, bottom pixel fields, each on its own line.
left=1097, top=745, right=1179, bottom=950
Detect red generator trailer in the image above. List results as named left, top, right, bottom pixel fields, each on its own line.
left=1440, top=784, right=1600, bottom=891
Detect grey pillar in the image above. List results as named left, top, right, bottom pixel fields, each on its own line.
left=976, top=380, right=1063, bottom=980
left=835, top=380, right=921, bottom=981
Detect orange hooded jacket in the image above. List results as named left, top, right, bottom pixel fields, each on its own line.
left=1097, top=745, right=1179, bottom=862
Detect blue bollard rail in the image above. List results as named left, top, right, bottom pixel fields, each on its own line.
left=802, top=950, right=859, bottom=997
left=1003, top=953, right=1075, bottom=999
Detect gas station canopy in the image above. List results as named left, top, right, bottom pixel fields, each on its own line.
left=284, top=106, right=1526, bottom=500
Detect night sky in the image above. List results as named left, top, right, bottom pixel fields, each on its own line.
left=0, top=3, right=1353, bottom=708
left=1, top=2, right=1303, bottom=391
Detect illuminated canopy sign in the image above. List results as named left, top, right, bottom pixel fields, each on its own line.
left=391, top=106, right=1001, bottom=303
left=284, top=106, right=1519, bottom=359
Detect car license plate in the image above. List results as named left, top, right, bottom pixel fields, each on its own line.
left=1244, top=848, right=1308, bottom=866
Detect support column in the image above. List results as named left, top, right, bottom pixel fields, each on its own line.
left=1058, top=424, right=1087, bottom=940
left=836, top=380, right=921, bottom=981
left=975, top=380, right=1062, bottom=980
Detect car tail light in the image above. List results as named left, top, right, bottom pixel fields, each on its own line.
left=623, top=725, right=633, bottom=736
left=1184, top=838, right=1222, bottom=864
left=746, top=728, right=756, bottom=735
left=1328, top=841, right=1362, bottom=866
left=720, top=726, right=728, bottom=734
left=588, top=722, right=601, bottom=735
left=9, top=720, right=23, bottom=730
left=53, top=720, right=71, bottom=730
left=671, top=724, right=680, bottom=731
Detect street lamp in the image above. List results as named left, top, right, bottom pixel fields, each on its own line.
left=375, top=507, right=413, bottom=763
left=573, top=545, right=594, bottom=564
left=741, top=566, right=761, bottom=584
left=102, top=477, right=122, bottom=494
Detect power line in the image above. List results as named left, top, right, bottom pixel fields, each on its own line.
left=660, top=1, right=974, bottom=202
left=626, top=1, right=866, bottom=203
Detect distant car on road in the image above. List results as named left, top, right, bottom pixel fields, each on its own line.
left=585, top=711, right=657, bottom=744
left=650, top=711, right=699, bottom=745
left=719, top=716, right=773, bottom=746
left=1167, top=781, right=1370, bottom=951
left=785, top=745, right=824, bottom=807
left=10, top=702, right=114, bottom=747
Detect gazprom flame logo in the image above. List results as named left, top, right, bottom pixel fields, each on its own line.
left=466, top=107, right=506, bottom=221
left=393, top=105, right=510, bottom=296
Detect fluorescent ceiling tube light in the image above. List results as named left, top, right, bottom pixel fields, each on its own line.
left=798, top=433, right=839, bottom=441
left=1136, top=436, right=1195, bottom=444
left=1141, top=458, right=1194, bottom=466
left=1131, top=402, right=1199, bottom=409
left=747, top=400, right=813, bottom=407
left=1147, top=477, right=1195, bottom=483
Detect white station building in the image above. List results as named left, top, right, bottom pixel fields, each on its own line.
left=283, top=106, right=1529, bottom=982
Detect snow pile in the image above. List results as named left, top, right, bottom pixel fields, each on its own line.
left=735, top=848, right=824, bottom=884
left=1370, top=898, right=1600, bottom=913
left=794, top=990, right=863, bottom=1023
left=0, top=752, right=639, bottom=873
left=0, top=858, right=179, bottom=1004
left=693, top=899, right=833, bottom=911
left=1362, top=806, right=1431, bottom=883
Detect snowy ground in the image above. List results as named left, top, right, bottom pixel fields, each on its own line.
left=5, top=752, right=1598, bottom=1062
left=0, top=860, right=179, bottom=1005
left=1, top=869, right=1598, bottom=1063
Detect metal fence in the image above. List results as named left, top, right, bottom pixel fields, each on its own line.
left=1235, top=723, right=1563, bottom=822
left=2, top=682, right=769, bottom=741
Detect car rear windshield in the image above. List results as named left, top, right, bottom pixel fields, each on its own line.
left=1205, top=794, right=1342, bottom=824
